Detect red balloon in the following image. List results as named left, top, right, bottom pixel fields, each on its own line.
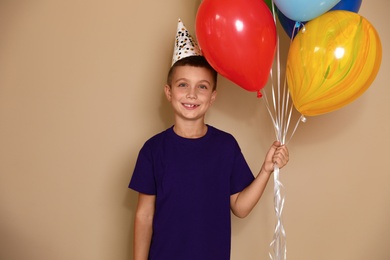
left=196, top=0, right=276, bottom=94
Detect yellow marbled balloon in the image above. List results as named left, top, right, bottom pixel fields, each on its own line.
left=287, top=11, right=382, bottom=116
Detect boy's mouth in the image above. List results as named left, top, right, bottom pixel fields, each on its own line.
left=183, top=103, right=199, bottom=108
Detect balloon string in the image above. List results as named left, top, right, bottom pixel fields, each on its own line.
left=268, top=164, right=286, bottom=260
left=263, top=2, right=306, bottom=259
left=261, top=28, right=303, bottom=146
left=285, top=115, right=306, bottom=145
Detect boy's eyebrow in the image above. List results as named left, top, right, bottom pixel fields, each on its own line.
left=198, top=79, right=212, bottom=85
left=173, top=77, right=188, bottom=83
left=174, top=78, right=212, bottom=85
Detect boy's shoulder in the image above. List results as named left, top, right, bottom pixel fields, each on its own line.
left=208, top=125, right=234, bottom=138
left=144, top=127, right=172, bottom=145
left=207, top=125, right=239, bottom=147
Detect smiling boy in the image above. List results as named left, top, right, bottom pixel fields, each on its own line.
left=129, top=20, right=289, bottom=260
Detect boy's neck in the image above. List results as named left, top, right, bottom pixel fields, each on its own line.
left=173, top=122, right=208, bottom=139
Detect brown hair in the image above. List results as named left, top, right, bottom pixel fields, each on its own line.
left=167, top=56, right=218, bottom=91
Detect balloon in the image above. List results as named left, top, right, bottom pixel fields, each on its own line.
left=278, top=0, right=362, bottom=38
left=263, top=0, right=273, bottom=11
left=277, top=8, right=302, bottom=39
left=196, top=0, right=276, bottom=94
left=274, top=0, right=340, bottom=22
left=332, top=0, right=362, bottom=12
left=287, top=11, right=382, bottom=116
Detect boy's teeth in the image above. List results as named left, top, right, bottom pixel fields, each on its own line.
left=184, top=104, right=197, bottom=108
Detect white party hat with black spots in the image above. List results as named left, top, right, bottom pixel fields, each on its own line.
left=171, top=19, right=202, bottom=66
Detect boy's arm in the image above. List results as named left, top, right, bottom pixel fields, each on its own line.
left=230, top=141, right=289, bottom=218
left=134, top=193, right=155, bottom=260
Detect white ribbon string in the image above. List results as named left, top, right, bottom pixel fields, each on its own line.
left=268, top=164, right=286, bottom=260
left=262, top=2, right=306, bottom=259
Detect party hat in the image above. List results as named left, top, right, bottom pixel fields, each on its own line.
left=171, top=19, right=202, bottom=65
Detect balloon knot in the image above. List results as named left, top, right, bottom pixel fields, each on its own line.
left=257, top=90, right=263, bottom=98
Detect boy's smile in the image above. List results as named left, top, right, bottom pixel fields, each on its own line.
left=182, top=103, right=199, bottom=109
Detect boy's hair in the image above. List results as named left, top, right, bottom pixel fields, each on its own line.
left=167, top=56, right=218, bottom=91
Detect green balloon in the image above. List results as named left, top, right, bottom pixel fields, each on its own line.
left=263, top=0, right=272, bottom=11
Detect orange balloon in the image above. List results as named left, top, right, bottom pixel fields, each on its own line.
left=287, top=11, right=382, bottom=116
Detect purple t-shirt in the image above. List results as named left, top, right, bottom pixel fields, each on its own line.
left=129, top=125, right=254, bottom=260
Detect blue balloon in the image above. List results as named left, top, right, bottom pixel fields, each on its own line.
left=331, top=0, right=362, bottom=13
left=278, top=0, right=362, bottom=38
left=277, top=8, right=303, bottom=39
left=274, top=0, right=340, bottom=22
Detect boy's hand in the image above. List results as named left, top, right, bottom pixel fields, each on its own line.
left=262, top=141, right=289, bottom=174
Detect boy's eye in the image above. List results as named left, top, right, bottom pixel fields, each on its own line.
left=199, top=85, right=208, bottom=90
left=178, top=83, right=187, bottom=87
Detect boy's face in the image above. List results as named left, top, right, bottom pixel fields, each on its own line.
left=165, top=65, right=217, bottom=123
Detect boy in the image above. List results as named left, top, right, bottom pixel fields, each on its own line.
left=129, top=20, right=289, bottom=260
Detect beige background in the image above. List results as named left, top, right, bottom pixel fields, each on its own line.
left=0, top=0, right=389, bottom=259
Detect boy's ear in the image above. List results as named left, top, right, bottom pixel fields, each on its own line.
left=164, top=85, right=172, bottom=101
left=210, top=90, right=217, bottom=104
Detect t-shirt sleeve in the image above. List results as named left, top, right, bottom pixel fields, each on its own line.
left=229, top=141, right=255, bottom=195
left=128, top=142, right=156, bottom=195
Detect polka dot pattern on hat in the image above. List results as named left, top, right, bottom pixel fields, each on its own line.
left=171, top=19, right=202, bottom=66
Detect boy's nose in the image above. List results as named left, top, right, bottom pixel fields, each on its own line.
left=186, top=88, right=197, bottom=99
